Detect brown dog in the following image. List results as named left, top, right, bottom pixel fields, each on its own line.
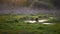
left=35, top=18, right=38, bottom=22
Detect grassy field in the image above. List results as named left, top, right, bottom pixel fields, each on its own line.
left=0, top=14, right=60, bottom=34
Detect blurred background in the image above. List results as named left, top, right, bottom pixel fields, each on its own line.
left=0, top=0, right=60, bottom=34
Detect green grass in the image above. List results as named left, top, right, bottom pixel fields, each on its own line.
left=0, top=14, right=60, bottom=34
left=0, top=22, right=60, bottom=34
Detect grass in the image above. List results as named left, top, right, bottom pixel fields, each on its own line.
left=0, top=22, right=60, bottom=34
left=0, top=14, right=60, bottom=34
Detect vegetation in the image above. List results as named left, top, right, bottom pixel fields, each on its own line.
left=0, top=14, right=60, bottom=34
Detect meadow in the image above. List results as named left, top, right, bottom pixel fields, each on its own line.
left=0, top=14, right=60, bottom=34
